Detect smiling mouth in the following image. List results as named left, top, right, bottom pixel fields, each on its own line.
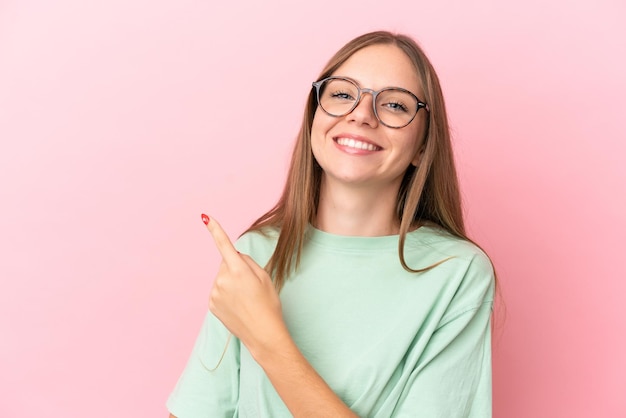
left=334, top=137, right=381, bottom=151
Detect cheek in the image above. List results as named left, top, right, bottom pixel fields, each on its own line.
left=309, top=119, right=327, bottom=166
left=407, top=119, right=427, bottom=152
left=398, top=126, right=426, bottom=166
left=402, top=127, right=422, bottom=152
left=311, top=108, right=331, bottom=135
left=310, top=115, right=322, bottom=154
left=310, top=111, right=333, bottom=155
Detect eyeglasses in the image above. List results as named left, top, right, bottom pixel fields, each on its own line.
left=312, top=76, right=429, bottom=129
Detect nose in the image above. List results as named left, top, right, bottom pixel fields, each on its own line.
left=347, top=90, right=378, bottom=127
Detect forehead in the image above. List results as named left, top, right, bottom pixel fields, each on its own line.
left=331, top=44, right=422, bottom=95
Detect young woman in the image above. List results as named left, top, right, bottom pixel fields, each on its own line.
left=168, top=31, right=495, bottom=417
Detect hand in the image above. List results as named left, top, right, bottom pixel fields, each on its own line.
left=203, top=214, right=288, bottom=358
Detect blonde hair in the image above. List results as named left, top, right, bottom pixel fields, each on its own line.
left=247, top=31, right=478, bottom=291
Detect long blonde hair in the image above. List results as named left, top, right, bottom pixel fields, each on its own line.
left=247, top=31, right=476, bottom=291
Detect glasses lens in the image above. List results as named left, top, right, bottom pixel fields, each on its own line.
left=315, top=78, right=421, bottom=128
left=375, top=89, right=419, bottom=128
left=318, top=78, right=359, bottom=117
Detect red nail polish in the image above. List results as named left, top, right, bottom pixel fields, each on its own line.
left=201, top=214, right=210, bottom=225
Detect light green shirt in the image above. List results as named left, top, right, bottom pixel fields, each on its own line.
left=168, top=225, right=494, bottom=417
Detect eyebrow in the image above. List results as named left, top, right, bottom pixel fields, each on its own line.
left=332, top=75, right=421, bottom=97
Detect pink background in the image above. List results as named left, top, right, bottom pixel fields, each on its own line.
left=1, top=0, right=624, bottom=416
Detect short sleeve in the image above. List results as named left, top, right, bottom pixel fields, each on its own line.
left=391, top=250, right=495, bottom=418
left=167, top=311, right=241, bottom=418
left=392, top=303, right=493, bottom=417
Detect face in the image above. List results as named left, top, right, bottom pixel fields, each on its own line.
left=311, top=44, right=428, bottom=191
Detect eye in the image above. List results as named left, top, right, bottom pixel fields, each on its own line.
left=378, top=89, right=417, bottom=115
left=329, top=90, right=356, bottom=101
left=381, top=100, right=409, bottom=113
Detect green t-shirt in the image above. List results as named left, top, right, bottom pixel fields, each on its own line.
left=168, top=225, right=495, bottom=417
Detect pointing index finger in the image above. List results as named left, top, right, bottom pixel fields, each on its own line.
left=201, top=214, right=241, bottom=266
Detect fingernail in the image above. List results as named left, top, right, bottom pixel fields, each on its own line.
left=201, top=214, right=210, bottom=225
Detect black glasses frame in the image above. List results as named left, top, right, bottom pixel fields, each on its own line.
left=312, top=76, right=429, bottom=129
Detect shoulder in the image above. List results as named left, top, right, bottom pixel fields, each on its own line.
left=234, top=227, right=280, bottom=266
left=407, top=226, right=492, bottom=268
left=406, top=226, right=495, bottom=306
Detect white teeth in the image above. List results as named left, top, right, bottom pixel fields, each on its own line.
left=336, top=138, right=378, bottom=151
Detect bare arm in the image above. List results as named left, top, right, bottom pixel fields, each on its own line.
left=246, top=320, right=358, bottom=417
left=205, top=216, right=358, bottom=417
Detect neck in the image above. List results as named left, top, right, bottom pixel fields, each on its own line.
left=313, top=176, right=402, bottom=237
